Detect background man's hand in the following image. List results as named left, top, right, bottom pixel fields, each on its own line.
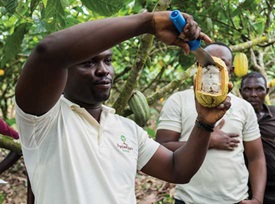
left=209, top=119, right=240, bottom=150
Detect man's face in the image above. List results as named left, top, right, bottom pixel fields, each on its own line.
left=64, top=50, right=115, bottom=107
left=240, top=77, right=268, bottom=113
left=204, top=44, right=233, bottom=75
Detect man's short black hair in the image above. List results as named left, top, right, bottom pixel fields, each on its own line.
left=205, top=42, right=234, bottom=63
left=240, top=71, right=267, bottom=88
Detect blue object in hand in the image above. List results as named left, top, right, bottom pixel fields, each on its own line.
left=170, top=10, right=201, bottom=51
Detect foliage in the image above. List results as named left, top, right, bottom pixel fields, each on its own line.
left=0, top=0, right=274, bottom=145
left=0, top=193, right=5, bottom=204
left=0, top=0, right=274, bottom=202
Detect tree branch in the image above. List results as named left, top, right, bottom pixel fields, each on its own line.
left=112, top=0, right=172, bottom=114
left=230, top=36, right=275, bottom=52
left=147, top=65, right=197, bottom=105
left=0, top=136, right=22, bottom=154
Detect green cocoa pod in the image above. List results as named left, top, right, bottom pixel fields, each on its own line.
left=128, top=90, right=150, bottom=127
left=206, top=17, right=213, bottom=30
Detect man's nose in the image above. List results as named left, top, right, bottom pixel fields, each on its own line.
left=96, top=62, right=109, bottom=75
left=251, top=89, right=258, bottom=96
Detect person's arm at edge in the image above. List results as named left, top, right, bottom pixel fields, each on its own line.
left=242, top=138, right=266, bottom=204
left=0, top=151, right=22, bottom=174
left=0, top=118, right=19, bottom=139
left=0, top=118, right=21, bottom=174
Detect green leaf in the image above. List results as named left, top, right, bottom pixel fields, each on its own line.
left=231, top=7, right=242, bottom=17
left=1, top=23, right=30, bottom=67
left=1, top=0, right=18, bottom=15
left=178, top=51, right=196, bottom=70
left=81, top=0, right=132, bottom=16
left=42, top=0, right=47, bottom=7
left=254, top=21, right=264, bottom=35
left=240, top=0, right=255, bottom=8
left=17, top=0, right=29, bottom=17
left=60, top=0, right=69, bottom=8
left=5, top=118, right=16, bottom=126
left=44, top=0, right=65, bottom=19
left=30, top=0, right=40, bottom=14
left=33, top=18, right=47, bottom=33
left=146, top=127, right=156, bottom=138
left=44, top=0, right=68, bottom=30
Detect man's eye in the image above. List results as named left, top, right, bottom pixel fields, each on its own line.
left=105, top=58, right=113, bottom=64
left=257, top=88, right=264, bottom=92
left=81, top=60, right=95, bottom=67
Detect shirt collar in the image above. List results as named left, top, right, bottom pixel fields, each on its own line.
left=262, top=103, right=273, bottom=117
left=60, top=95, right=116, bottom=114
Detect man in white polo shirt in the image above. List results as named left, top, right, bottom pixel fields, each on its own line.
left=156, top=42, right=266, bottom=204
left=14, top=11, right=231, bottom=204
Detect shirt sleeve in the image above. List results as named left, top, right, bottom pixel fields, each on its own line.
left=15, top=99, right=60, bottom=148
left=243, top=101, right=261, bottom=142
left=157, top=92, right=183, bottom=133
left=137, top=128, right=160, bottom=170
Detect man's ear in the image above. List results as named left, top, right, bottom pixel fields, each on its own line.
left=266, top=87, right=269, bottom=94
left=239, top=88, right=242, bottom=96
left=230, top=66, right=235, bottom=76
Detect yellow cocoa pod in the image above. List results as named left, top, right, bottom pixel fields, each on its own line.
left=268, top=79, right=275, bottom=87
left=195, top=56, right=229, bottom=108
left=233, top=52, right=248, bottom=77
left=0, top=69, right=4, bottom=76
left=265, top=94, right=271, bottom=105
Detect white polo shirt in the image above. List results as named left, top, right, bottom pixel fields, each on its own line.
left=15, top=96, right=159, bottom=204
left=157, top=89, right=260, bottom=204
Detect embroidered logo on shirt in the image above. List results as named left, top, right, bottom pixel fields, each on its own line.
left=117, top=135, right=133, bottom=153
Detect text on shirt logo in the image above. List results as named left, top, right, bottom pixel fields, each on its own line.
left=117, top=135, right=133, bottom=153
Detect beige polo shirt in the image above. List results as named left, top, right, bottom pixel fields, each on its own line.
left=15, top=96, right=159, bottom=204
